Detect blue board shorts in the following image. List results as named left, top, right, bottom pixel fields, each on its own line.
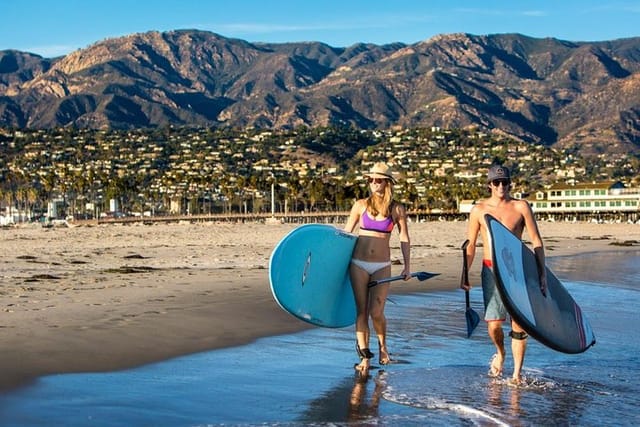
left=481, top=260, right=507, bottom=321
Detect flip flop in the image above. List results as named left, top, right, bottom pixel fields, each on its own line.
left=356, top=342, right=374, bottom=360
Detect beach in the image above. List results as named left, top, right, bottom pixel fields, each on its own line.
left=1, top=219, right=638, bottom=392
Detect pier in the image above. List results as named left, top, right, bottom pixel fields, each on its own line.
left=75, top=211, right=470, bottom=226
left=68, top=209, right=640, bottom=227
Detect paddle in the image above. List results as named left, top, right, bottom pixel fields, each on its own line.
left=368, top=271, right=439, bottom=288
left=461, top=239, right=481, bottom=338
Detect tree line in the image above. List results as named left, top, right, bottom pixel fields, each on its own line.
left=1, top=126, right=637, bottom=220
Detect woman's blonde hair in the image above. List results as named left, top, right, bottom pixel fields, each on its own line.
left=366, top=179, right=394, bottom=217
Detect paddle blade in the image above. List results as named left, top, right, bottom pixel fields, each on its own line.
left=415, top=271, right=439, bottom=281
left=466, top=306, right=481, bottom=338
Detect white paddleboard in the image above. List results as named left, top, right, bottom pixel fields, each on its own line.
left=485, top=214, right=596, bottom=354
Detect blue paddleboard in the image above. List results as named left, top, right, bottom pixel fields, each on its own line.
left=485, top=214, right=596, bottom=354
left=269, top=224, right=357, bottom=328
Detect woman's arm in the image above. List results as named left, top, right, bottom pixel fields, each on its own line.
left=395, top=203, right=411, bottom=279
left=344, top=199, right=363, bottom=233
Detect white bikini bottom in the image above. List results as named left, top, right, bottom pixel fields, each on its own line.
left=351, top=259, right=391, bottom=275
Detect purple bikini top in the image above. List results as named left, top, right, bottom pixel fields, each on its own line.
left=360, top=210, right=394, bottom=233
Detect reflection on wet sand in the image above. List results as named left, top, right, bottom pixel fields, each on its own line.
left=297, top=368, right=387, bottom=424
left=348, top=370, right=385, bottom=421
left=486, top=377, right=523, bottom=419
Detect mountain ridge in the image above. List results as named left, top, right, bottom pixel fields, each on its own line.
left=1, top=30, right=639, bottom=154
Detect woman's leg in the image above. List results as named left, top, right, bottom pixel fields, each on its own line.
left=369, top=265, right=392, bottom=364
left=350, top=263, right=372, bottom=372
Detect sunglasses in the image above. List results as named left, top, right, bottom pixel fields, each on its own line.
left=491, top=179, right=511, bottom=187
left=367, top=177, right=388, bottom=184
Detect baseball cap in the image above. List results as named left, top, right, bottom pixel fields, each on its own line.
left=487, top=165, right=511, bottom=183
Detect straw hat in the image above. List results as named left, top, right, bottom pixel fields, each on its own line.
left=364, top=162, right=397, bottom=184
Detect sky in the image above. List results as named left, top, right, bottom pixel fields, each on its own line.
left=3, top=0, right=640, bottom=58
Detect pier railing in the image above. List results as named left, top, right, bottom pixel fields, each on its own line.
left=70, top=209, right=639, bottom=226
left=73, top=210, right=470, bottom=226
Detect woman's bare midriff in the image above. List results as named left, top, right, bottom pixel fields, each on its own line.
left=351, top=232, right=391, bottom=261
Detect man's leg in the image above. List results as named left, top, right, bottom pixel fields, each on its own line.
left=487, top=320, right=505, bottom=376
left=510, top=321, right=528, bottom=383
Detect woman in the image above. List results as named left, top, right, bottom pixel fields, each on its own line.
left=344, top=162, right=411, bottom=373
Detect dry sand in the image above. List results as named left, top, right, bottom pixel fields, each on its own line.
left=1, top=219, right=638, bottom=391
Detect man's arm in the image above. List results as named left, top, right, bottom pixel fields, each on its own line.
left=462, top=205, right=481, bottom=290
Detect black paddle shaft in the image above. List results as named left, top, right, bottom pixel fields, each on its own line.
left=368, top=271, right=438, bottom=288
left=461, top=239, right=481, bottom=338
left=461, top=240, right=470, bottom=301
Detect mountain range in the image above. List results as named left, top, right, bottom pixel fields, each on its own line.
left=1, top=30, right=639, bottom=155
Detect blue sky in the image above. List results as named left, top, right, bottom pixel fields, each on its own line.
left=3, top=0, right=640, bottom=58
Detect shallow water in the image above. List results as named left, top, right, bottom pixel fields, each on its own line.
left=1, top=250, right=639, bottom=426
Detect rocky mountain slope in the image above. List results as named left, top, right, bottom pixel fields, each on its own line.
left=1, top=30, right=639, bottom=154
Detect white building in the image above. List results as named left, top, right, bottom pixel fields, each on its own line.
left=526, top=181, right=639, bottom=214
left=458, top=181, right=640, bottom=219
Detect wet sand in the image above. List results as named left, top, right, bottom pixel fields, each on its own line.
left=1, top=219, right=638, bottom=391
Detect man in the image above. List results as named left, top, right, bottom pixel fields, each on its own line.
left=462, top=164, right=547, bottom=385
